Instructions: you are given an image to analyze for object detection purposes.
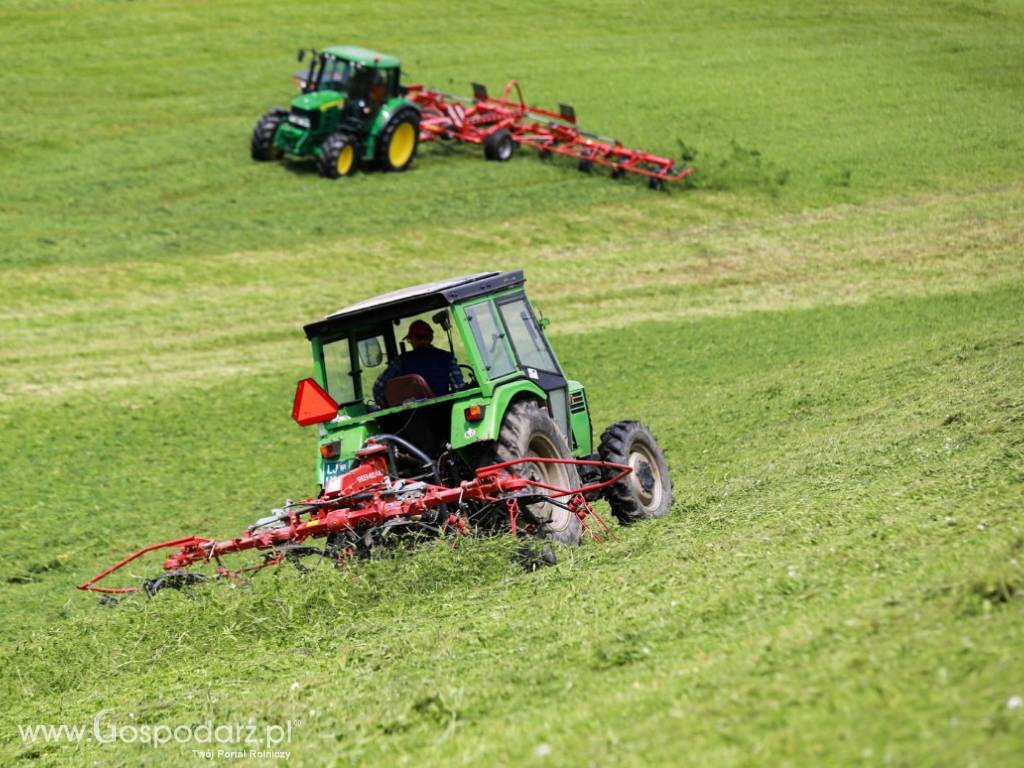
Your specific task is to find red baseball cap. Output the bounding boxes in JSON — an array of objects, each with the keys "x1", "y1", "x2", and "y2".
[{"x1": 404, "y1": 320, "x2": 433, "y2": 339}]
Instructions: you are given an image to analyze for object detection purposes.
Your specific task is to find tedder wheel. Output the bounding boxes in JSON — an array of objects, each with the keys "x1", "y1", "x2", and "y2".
[
  {"x1": 251, "y1": 112, "x2": 283, "y2": 161},
  {"x1": 483, "y1": 129, "x2": 515, "y2": 162},
  {"x1": 578, "y1": 150, "x2": 594, "y2": 173},
  {"x1": 376, "y1": 110, "x2": 420, "y2": 172},
  {"x1": 598, "y1": 421, "x2": 673, "y2": 524},
  {"x1": 493, "y1": 400, "x2": 583, "y2": 545},
  {"x1": 317, "y1": 133, "x2": 359, "y2": 179}
]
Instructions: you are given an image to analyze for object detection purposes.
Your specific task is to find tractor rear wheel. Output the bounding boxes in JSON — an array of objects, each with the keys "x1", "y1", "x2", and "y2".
[
  {"x1": 317, "y1": 133, "x2": 358, "y2": 179},
  {"x1": 376, "y1": 110, "x2": 420, "y2": 172},
  {"x1": 484, "y1": 129, "x2": 515, "y2": 162},
  {"x1": 598, "y1": 421, "x2": 673, "y2": 524},
  {"x1": 494, "y1": 400, "x2": 583, "y2": 545},
  {"x1": 251, "y1": 112, "x2": 283, "y2": 161}
]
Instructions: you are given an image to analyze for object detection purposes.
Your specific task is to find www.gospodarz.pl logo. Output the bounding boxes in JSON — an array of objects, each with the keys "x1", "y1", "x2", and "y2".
[{"x1": 18, "y1": 709, "x2": 296, "y2": 757}]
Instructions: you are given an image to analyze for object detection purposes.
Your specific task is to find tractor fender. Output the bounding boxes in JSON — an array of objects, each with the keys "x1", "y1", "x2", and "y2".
[
  {"x1": 364, "y1": 97, "x2": 420, "y2": 161},
  {"x1": 449, "y1": 381, "x2": 547, "y2": 450}
]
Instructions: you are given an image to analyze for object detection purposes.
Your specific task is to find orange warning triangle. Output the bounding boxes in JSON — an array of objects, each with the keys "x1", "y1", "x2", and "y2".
[{"x1": 291, "y1": 378, "x2": 339, "y2": 426}]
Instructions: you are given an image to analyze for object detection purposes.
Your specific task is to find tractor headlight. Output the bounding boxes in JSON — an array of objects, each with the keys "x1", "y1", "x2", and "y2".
[{"x1": 289, "y1": 114, "x2": 311, "y2": 129}]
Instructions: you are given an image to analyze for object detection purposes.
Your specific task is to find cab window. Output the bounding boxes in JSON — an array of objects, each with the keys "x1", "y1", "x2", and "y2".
[
  {"x1": 319, "y1": 58, "x2": 351, "y2": 92},
  {"x1": 322, "y1": 337, "x2": 356, "y2": 404},
  {"x1": 322, "y1": 332, "x2": 389, "y2": 405},
  {"x1": 498, "y1": 297, "x2": 558, "y2": 373},
  {"x1": 464, "y1": 301, "x2": 515, "y2": 379}
]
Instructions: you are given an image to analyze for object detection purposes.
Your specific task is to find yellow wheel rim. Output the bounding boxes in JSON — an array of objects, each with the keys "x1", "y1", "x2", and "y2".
[
  {"x1": 387, "y1": 121, "x2": 416, "y2": 168},
  {"x1": 336, "y1": 144, "x2": 354, "y2": 175}
]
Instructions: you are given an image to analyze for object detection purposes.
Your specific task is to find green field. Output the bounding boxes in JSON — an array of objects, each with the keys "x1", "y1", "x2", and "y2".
[{"x1": 2, "y1": 0, "x2": 1023, "y2": 765}]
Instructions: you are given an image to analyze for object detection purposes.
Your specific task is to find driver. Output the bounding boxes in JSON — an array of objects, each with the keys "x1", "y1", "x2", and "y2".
[{"x1": 373, "y1": 320, "x2": 464, "y2": 406}]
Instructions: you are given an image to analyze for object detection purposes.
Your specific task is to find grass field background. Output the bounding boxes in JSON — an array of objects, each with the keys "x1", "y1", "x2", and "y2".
[{"x1": 1, "y1": 0, "x2": 1023, "y2": 765}]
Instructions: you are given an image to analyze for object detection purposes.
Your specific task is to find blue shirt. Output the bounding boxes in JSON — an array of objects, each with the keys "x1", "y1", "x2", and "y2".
[{"x1": 373, "y1": 346, "x2": 464, "y2": 405}]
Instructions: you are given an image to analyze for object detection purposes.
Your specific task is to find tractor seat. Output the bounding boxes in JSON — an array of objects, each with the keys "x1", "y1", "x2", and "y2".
[{"x1": 383, "y1": 375, "x2": 435, "y2": 408}]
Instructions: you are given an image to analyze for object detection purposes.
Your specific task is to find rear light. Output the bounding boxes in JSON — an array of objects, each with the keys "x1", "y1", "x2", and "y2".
[
  {"x1": 464, "y1": 405, "x2": 484, "y2": 422},
  {"x1": 320, "y1": 441, "x2": 340, "y2": 460}
]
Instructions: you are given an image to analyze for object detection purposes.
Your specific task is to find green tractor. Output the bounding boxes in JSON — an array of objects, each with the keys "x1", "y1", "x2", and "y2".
[
  {"x1": 292, "y1": 271, "x2": 674, "y2": 545},
  {"x1": 251, "y1": 45, "x2": 420, "y2": 177}
]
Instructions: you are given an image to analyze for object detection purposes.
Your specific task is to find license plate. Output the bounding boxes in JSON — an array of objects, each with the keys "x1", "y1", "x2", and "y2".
[{"x1": 322, "y1": 460, "x2": 351, "y2": 493}]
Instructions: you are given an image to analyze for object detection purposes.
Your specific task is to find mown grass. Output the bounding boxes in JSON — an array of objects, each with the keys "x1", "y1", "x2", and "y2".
[
  {"x1": 3, "y1": 285, "x2": 1022, "y2": 766},
  {"x1": 1, "y1": 0, "x2": 1024, "y2": 765}
]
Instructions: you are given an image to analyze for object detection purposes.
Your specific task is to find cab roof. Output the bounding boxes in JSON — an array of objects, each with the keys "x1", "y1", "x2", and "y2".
[
  {"x1": 303, "y1": 271, "x2": 525, "y2": 340},
  {"x1": 322, "y1": 45, "x2": 400, "y2": 69}
]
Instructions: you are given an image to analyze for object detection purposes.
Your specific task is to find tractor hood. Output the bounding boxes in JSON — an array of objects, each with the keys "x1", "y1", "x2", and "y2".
[{"x1": 290, "y1": 89, "x2": 344, "y2": 112}]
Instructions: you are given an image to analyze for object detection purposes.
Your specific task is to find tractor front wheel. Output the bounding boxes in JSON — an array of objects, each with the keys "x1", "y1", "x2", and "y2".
[
  {"x1": 317, "y1": 133, "x2": 359, "y2": 179},
  {"x1": 493, "y1": 400, "x2": 583, "y2": 545},
  {"x1": 598, "y1": 421, "x2": 673, "y2": 524},
  {"x1": 376, "y1": 111, "x2": 420, "y2": 172},
  {"x1": 251, "y1": 112, "x2": 283, "y2": 161},
  {"x1": 484, "y1": 129, "x2": 515, "y2": 162}
]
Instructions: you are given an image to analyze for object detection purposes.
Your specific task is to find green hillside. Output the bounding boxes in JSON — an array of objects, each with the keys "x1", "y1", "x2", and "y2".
[{"x1": 1, "y1": 1, "x2": 1022, "y2": 765}]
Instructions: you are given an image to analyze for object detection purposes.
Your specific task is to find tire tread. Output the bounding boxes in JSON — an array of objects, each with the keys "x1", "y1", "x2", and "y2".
[{"x1": 598, "y1": 420, "x2": 673, "y2": 525}]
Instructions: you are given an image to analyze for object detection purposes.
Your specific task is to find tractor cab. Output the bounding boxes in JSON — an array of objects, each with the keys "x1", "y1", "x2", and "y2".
[
  {"x1": 293, "y1": 46, "x2": 402, "y2": 105},
  {"x1": 294, "y1": 272, "x2": 595, "y2": 492}
]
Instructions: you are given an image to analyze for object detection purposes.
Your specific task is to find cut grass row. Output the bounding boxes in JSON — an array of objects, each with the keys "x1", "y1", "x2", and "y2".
[{"x1": 2, "y1": 181, "x2": 1022, "y2": 404}]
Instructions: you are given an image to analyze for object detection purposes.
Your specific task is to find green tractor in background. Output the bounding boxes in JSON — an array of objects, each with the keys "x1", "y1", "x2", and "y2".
[
  {"x1": 251, "y1": 45, "x2": 420, "y2": 178},
  {"x1": 292, "y1": 271, "x2": 675, "y2": 545}
]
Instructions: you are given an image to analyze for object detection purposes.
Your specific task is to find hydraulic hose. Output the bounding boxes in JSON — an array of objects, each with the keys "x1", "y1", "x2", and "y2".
[{"x1": 368, "y1": 434, "x2": 442, "y2": 485}]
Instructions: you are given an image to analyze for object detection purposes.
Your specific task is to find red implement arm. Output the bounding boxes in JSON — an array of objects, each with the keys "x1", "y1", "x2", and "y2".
[
  {"x1": 78, "y1": 443, "x2": 631, "y2": 594},
  {"x1": 407, "y1": 80, "x2": 693, "y2": 184}
]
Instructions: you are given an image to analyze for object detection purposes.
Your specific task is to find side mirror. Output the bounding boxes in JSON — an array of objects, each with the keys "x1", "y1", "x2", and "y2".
[
  {"x1": 297, "y1": 48, "x2": 306, "y2": 62},
  {"x1": 358, "y1": 337, "x2": 383, "y2": 368},
  {"x1": 535, "y1": 306, "x2": 550, "y2": 330},
  {"x1": 432, "y1": 310, "x2": 451, "y2": 331}
]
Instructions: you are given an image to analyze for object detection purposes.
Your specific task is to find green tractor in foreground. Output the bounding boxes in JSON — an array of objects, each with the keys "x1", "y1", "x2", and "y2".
[
  {"x1": 251, "y1": 45, "x2": 420, "y2": 177},
  {"x1": 293, "y1": 271, "x2": 674, "y2": 545}
]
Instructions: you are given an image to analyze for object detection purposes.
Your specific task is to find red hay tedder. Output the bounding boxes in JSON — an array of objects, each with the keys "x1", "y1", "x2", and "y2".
[
  {"x1": 78, "y1": 440, "x2": 631, "y2": 597},
  {"x1": 409, "y1": 80, "x2": 694, "y2": 189}
]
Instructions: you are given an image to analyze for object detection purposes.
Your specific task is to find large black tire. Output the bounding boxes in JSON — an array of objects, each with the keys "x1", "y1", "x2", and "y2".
[
  {"x1": 598, "y1": 421, "x2": 673, "y2": 524},
  {"x1": 251, "y1": 112, "x2": 283, "y2": 161},
  {"x1": 483, "y1": 129, "x2": 515, "y2": 162},
  {"x1": 375, "y1": 110, "x2": 420, "y2": 172},
  {"x1": 494, "y1": 400, "x2": 583, "y2": 545},
  {"x1": 317, "y1": 133, "x2": 359, "y2": 179}
]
